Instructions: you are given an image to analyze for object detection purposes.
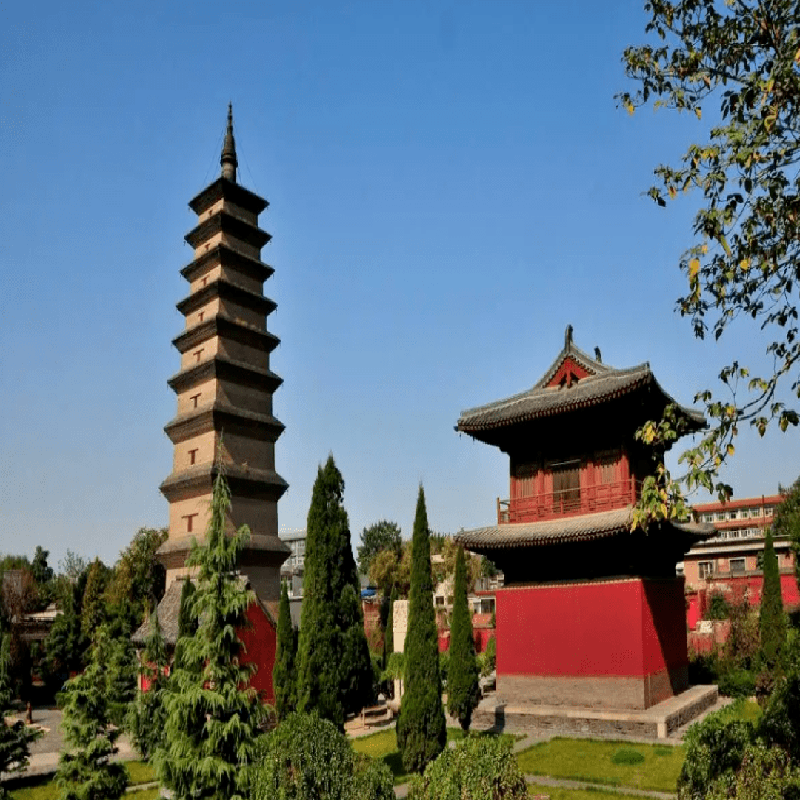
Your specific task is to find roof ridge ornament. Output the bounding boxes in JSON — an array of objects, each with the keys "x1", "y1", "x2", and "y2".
[
  {"x1": 221, "y1": 103, "x2": 238, "y2": 182},
  {"x1": 564, "y1": 324, "x2": 574, "y2": 351}
]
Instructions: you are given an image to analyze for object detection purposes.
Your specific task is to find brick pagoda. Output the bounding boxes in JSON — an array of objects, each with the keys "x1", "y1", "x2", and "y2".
[
  {"x1": 456, "y1": 328, "x2": 716, "y2": 729},
  {"x1": 136, "y1": 108, "x2": 289, "y2": 701}
]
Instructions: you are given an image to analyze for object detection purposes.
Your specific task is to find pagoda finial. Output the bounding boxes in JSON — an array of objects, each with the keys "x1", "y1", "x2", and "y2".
[
  {"x1": 564, "y1": 324, "x2": 573, "y2": 350},
  {"x1": 221, "y1": 103, "x2": 238, "y2": 182}
]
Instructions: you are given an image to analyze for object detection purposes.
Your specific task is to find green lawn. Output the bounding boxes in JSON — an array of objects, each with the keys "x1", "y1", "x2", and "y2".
[
  {"x1": 516, "y1": 737, "x2": 686, "y2": 793},
  {"x1": 526, "y1": 788, "x2": 657, "y2": 800},
  {"x1": 8, "y1": 761, "x2": 156, "y2": 800}
]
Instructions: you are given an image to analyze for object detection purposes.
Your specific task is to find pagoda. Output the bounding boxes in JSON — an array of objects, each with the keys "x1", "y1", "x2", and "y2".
[
  {"x1": 456, "y1": 328, "x2": 715, "y2": 725},
  {"x1": 136, "y1": 108, "x2": 289, "y2": 700}
]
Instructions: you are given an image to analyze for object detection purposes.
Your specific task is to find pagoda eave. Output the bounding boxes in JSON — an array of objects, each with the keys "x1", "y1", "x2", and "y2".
[
  {"x1": 160, "y1": 464, "x2": 288, "y2": 502},
  {"x1": 188, "y1": 176, "x2": 269, "y2": 216},
  {"x1": 185, "y1": 212, "x2": 271, "y2": 250},
  {"x1": 176, "y1": 279, "x2": 277, "y2": 317},
  {"x1": 164, "y1": 404, "x2": 284, "y2": 443},
  {"x1": 173, "y1": 317, "x2": 280, "y2": 355},
  {"x1": 167, "y1": 356, "x2": 283, "y2": 394},
  {"x1": 181, "y1": 243, "x2": 274, "y2": 284}
]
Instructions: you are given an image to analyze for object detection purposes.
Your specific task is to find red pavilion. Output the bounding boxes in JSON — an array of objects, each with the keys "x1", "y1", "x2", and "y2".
[{"x1": 456, "y1": 328, "x2": 715, "y2": 720}]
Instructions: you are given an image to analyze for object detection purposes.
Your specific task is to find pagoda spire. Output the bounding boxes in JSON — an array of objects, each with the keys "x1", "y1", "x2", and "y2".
[{"x1": 221, "y1": 103, "x2": 238, "y2": 182}]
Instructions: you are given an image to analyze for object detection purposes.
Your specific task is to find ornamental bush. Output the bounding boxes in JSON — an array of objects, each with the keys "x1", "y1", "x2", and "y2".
[
  {"x1": 677, "y1": 705, "x2": 755, "y2": 800},
  {"x1": 408, "y1": 735, "x2": 528, "y2": 800},
  {"x1": 250, "y1": 712, "x2": 393, "y2": 800}
]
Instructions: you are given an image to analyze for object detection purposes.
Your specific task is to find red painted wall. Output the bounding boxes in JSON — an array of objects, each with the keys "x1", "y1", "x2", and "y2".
[
  {"x1": 497, "y1": 578, "x2": 687, "y2": 678},
  {"x1": 238, "y1": 601, "x2": 278, "y2": 704}
]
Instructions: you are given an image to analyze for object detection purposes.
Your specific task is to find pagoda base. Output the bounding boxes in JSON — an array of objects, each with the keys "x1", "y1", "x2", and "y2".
[{"x1": 472, "y1": 684, "x2": 718, "y2": 740}]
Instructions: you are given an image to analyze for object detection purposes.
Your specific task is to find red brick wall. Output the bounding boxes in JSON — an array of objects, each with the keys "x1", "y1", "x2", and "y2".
[
  {"x1": 238, "y1": 601, "x2": 278, "y2": 704},
  {"x1": 497, "y1": 577, "x2": 687, "y2": 678}
]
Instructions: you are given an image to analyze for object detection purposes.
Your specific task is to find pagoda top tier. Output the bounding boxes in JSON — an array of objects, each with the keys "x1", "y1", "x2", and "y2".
[{"x1": 457, "y1": 325, "x2": 705, "y2": 449}]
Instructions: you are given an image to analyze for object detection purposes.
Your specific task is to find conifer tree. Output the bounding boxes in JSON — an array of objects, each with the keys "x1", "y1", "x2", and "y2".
[
  {"x1": 759, "y1": 527, "x2": 786, "y2": 672},
  {"x1": 396, "y1": 486, "x2": 446, "y2": 773},
  {"x1": 56, "y1": 628, "x2": 128, "y2": 800},
  {"x1": 273, "y1": 580, "x2": 296, "y2": 720},
  {"x1": 384, "y1": 586, "x2": 398, "y2": 665},
  {"x1": 296, "y1": 455, "x2": 372, "y2": 728},
  {"x1": 128, "y1": 606, "x2": 169, "y2": 760},
  {"x1": 0, "y1": 632, "x2": 38, "y2": 798},
  {"x1": 154, "y1": 473, "x2": 265, "y2": 800},
  {"x1": 80, "y1": 560, "x2": 106, "y2": 642},
  {"x1": 446, "y1": 545, "x2": 480, "y2": 731},
  {"x1": 172, "y1": 578, "x2": 196, "y2": 671}
]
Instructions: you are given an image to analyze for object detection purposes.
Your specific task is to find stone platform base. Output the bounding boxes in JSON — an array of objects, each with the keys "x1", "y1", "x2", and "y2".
[{"x1": 472, "y1": 684, "x2": 718, "y2": 740}]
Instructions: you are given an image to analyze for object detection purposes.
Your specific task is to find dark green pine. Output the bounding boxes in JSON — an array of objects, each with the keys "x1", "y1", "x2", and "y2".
[
  {"x1": 759, "y1": 526, "x2": 786, "y2": 671},
  {"x1": 446, "y1": 545, "x2": 480, "y2": 730},
  {"x1": 296, "y1": 455, "x2": 372, "y2": 728},
  {"x1": 272, "y1": 580, "x2": 297, "y2": 720},
  {"x1": 396, "y1": 486, "x2": 446, "y2": 773}
]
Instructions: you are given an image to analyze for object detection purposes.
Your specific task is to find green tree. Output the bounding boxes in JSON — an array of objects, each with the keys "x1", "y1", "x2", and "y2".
[
  {"x1": 409, "y1": 735, "x2": 528, "y2": 800},
  {"x1": 296, "y1": 455, "x2": 373, "y2": 728},
  {"x1": 619, "y1": 0, "x2": 800, "y2": 516},
  {"x1": 56, "y1": 628, "x2": 128, "y2": 800},
  {"x1": 446, "y1": 546, "x2": 480, "y2": 731},
  {"x1": 384, "y1": 586, "x2": 398, "y2": 663},
  {"x1": 396, "y1": 486, "x2": 446, "y2": 774},
  {"x1": 773, "y1": 476, "x2": 800, "y2": 591},
  {"x1": 0, "y1": 632, "x2": 39, "y2": 799},
  {"x1": 153, "y1": 473, "x2": 265, "y2": 800},
  {"x1": 45, "y1": 591, "x2": 87, "y2": 682},
  {"x1": 80, "y1": 559, "x2": 108, "y2": 643},
  {"x1": 357, "y1": 521, "x2": 402, "y2": 576},
  {"x1": 105, "y1": 632, "x2": 137, "y2": 727},
  {"x1": 105, "y1": 528, "x2": 168, "y2": 631},
  {"x1": 250, "y1": 712, "x2": 394, "y2": 800},
  {"x1": 272, "y1": 580, "x2": 297, "y2": 720},
  {"x1": 128, "y1": 606, "x2": 169, "y2": 760},
  {"x1": 759, "y1": 527, "x2": 786, "y2": 673},
  {"x1": 172, "y1": 578, "x2": 197, "y2": 672}
]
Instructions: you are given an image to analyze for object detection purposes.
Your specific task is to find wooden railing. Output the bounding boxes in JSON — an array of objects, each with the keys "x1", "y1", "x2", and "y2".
[{"x1": 497, "y1": 478, "x2": 641, "y2": 524}]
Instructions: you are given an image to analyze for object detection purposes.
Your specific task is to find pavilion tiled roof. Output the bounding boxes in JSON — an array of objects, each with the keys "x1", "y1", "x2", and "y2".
[
  {"x1": 457, "y1": 331, "x2": 705, "y2": 434},
  {"x1": 455, "y1": 507, "x2": 714, "y2": 550}
]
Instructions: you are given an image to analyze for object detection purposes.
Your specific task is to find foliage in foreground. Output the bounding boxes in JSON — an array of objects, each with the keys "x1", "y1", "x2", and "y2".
[
  {"x1": 153, "y1": 473, "x2": 264, "y2": 800},
  {"x1": 396, "y1": 486, "x2": 446, "y2": 773},
  {"x1": 759, "y1": 526, "x2": 786, "y2": 684},
  {"x1": 408, "y1": 735, "x2": 528, "y2": 800},
  {"x1": 250, "y1": 712, "x2": 394, "y2": 800},
  {"x1": 446, "y1": 545, "x2": 480, "y2": 731},
  {"x1": 55, "y1": 628, "x2": 128, "y2": 800},
  {"x1": 620, "y1": 0, "x2": 800, "y2": 519}
]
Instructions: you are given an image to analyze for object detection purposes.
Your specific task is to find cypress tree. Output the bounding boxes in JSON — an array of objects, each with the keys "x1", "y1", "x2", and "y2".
[
  {"x1": 396, "y1": 486, "x2": 446, "y2": 773},
  {"x1": 296, "y1": 455, "x2": 372, "y2": 728},
  {"x1": 384, "y1": 586, "x2": 398, "y2": 665},
  {"x1": 273, "y1": 580, "x2": 296, "y2": 720},
  {"x1": 172, "y1": 578, "x2": 196, "y2": 671},
  {"x1": 56, "y1": 628, "x2": 128, "y2": 800},
  {"x1": 447, "y1": 545, "x2": 480, "y2": 731},
  {"x1": 759, "y1": 527, "x2": 786, "y2": 671},
  {"x1": 154, "y1": 473, "x2": 265, "y2": 800}
]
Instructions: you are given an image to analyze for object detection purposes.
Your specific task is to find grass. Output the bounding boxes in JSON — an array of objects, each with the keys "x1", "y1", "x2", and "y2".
[
  {"x1": 8, "y1": 761, "x2": 156, "y2": 800},
  {"x1": 527, "y1": 788, "x2": 656, "y2": 800},
  {"x1": 351, "y1": 727, "x2": 519, "y2": 785},
  {"x1": 515, "y1": 737, "x2": 686, "y2": 793}
]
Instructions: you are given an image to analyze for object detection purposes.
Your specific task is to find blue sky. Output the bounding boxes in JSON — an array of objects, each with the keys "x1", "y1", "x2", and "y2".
[{"x1": 2, "y1": 0, "x2": 797, "y2": 569}]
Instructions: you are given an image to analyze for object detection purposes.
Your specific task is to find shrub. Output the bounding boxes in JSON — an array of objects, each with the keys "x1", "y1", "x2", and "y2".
[
  {"x1": 408, "y1": 735, "x2": 528, "y2": 800},
  {"x1": 479, "y1": 636, "x2": 496, "y2": 678},
  {"x1": 758, "y1": 667, "x2": 800, "y2": 763},
  {"x1": 717, "y1": 667, "x2": 756, "y2": 699},
  {"x1": 250, "y1": 712, "x2": 393, "y2": 800},
  {"x1": 706, "y1": 593, "x2": 730, "y2": 620},
  {"x1": 705, "y1": 744, "x2": 800, "y2": 800},
  {"x1": 678, "y1": 705, "x2": 755, "y2": 800},
  {"x1": 612, "y1": 748, "x2": 645, "y2": 765}
]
